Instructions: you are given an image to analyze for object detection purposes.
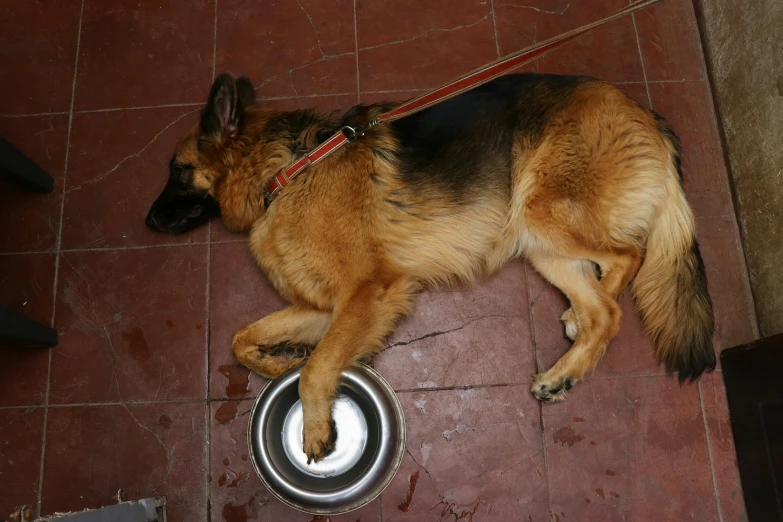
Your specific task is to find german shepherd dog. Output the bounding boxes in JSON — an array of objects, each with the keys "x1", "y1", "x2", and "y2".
[{"x1": 146, "y1": 73, "x2": 715, "y2": 463}]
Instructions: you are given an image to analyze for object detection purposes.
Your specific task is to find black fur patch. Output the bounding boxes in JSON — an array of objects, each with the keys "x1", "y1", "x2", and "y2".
[
  {"x1": 145, "y1": 157, "x2": 220, "y2": 233},
  {"x1": 668, "y1": 239, "x2": 717, "y2": 383},
  {"x1": 263, "y1": 342, "x2": 312, "y2": 361},
  {"x1": 389, "y1": 74, "x2": 591, "y2": 199},
  {"x1": 264, "y1": 109, "x2": 340, "y2": 152},
  {"x1": 652, "y1": 110, "x2": 684, "y2": 183}
]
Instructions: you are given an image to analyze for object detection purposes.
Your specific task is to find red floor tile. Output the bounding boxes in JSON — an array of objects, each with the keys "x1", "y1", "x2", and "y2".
[
  {"x1": 0, "y1": 0, "x2": 81, "y2": 115},
  {"x1": 381, "y1": 386, "x2": 549, "y2": 521},
  {"x1": 359, "y1": 90, "x2": 426, "y2": 106},
  {"x1": 216, "y1": 0, "x2": 356, "y2": 99},
  {"x1": 634, "y1": 0, "x2": 707, "y2": 81},
  {"x1": 0, "y1": 254, "x2": 55, "y2": 407},
  {"x1": 543, "y1": 376, "x2": 719, "y2": 522},
  {"x1": 700, "y1": 373, "x2": 747, "y2": 522},
  {"x1": 374, "y1": 260, "x2": 533, "y2": 390},
  {"x1": 697, "y1": 216, "x2": 756, "y2": 353},
  {"x1": 648, "y1": 81, "x2": 735, "y2": 219},
  {"x1": 527, "y1": 266, "x2": 662, "y2": 380},
  {"x1": 494, "y1": 0, "x2": 645, "y2": 82},
  {"x1": 209, "y1": 242, "x2": 287, "y2": 399},
  {"x1": 613, "y1": 82, "x2": 649, "y2": 108},
  {"x1": 50, "y1": 247, "x2": 207, "y2": 404},
  {"x1": 0, "y1": 115, "x2": 69, "y2": 253},
  {"x1": 0, "y1": 408, "x2": 44, "y2": 516},
  {"x1": 63, "y1": 106, "x2": 208, "y2": 249},
  {"x1": 209, "y1": 399, "x2": 380, "y2": 521},
  {"x1": 74, "y1": 0, "x2": 215, "y2": 111},
  {"x1": 357, "y1": 0, "x2": 497, "y2": 92},
  {"x1": 42, "y1": 403, "x2": 207, "y2": 521}
]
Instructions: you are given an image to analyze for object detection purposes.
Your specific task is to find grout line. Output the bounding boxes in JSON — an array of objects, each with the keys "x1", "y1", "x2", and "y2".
[
  {"x1": 589, "y1": 372, "x2": 670, "y2": 380},
  {"x1": 0, "y1": 250, "x2": 56, "y2": 257},
  {"x1": 524, "y1": 263, "x2": 553, "y2": 521},
  {"x1": 0, "y1": 237, "x2": 249, "y2": 257},
  {"x1": 205, "y1": 222, "x2": 213, "y2": 519},
  {"x1": 699, "y1": 381, "x2": 725, "y2": 522},
  {"x1": 47, "y1": 398, "x2": 206, "y2": 408},
  {"x1": 0, "y1": 111, "x2": 70, "y2": 119},
  {"x1": 363, "y1": 88, "x2": 429, "y2": 94},
  {"x1": 647, "y1": 78, "x2": 703, "y2": 84},
  {"x1": 208, "y1": 396, "x2": 256, "y2": 403},
  {"x1": 490, "y1": 0, "x2": 501, "y2": 59},
  {"x1": 629, "y1": 4, "x2": 652, "y2": 108},
  {"x1": 206, "y1": 5, "x2": 218, "y2": 514},
  {"x1": 211, "y1": 238, "x2": 247, "y2": 245},
  {"x1": 37, "y1": 0, "x2": 85, "y2": 515},
  {"x1": 205, "y1": 402, "x2": 212, "y2": 522},
  {"x1": 0, "y1": 80, "x2": 701, "y2": 123},
  {"x1": 58, "y1": 241, "x2": 210, "y2": 253},
  {"x1": 258, "y1": 92, "x2": 355, "y2": 101},
  {"x1": 212, "y1": 0, "x2": 219, "y2": 80},
  {"x1": 0, "y1": 405, "x2": 46, "y2": 411},
  {"x1": 395, "y1": 382, "x2": 521, "y2": 394},
  {"x1": 0, "y1": 395, "x2": 269, "y2": 411},
  {"x1": 352, "y1": 0, "x2": 361, "y2": 103},
  {"x1": 75, "y1": 102, "x2": 203, "y2": 114}
]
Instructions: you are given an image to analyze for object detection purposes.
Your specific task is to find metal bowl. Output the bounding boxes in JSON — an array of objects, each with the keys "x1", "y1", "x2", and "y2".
[{"x1": 247, "y1": 363, "x2": 406, "y2": 515}]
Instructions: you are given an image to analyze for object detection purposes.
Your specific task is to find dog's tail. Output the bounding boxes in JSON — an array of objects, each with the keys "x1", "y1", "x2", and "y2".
[{"x1": 631, "y1": 123, "x2": 716, "y2": 382}]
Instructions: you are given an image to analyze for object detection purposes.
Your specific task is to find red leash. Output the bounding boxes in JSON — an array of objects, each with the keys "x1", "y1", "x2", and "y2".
[{"x1": 264, "y1": 0, "x2": 662, "y2": 207}]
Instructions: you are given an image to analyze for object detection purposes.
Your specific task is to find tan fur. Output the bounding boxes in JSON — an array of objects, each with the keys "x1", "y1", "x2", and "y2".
[{"x1": 170, "y1": 79, "x2": 712, "y2": 461}]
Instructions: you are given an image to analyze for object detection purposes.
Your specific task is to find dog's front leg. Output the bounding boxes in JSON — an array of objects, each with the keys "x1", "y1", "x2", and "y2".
[{"x1": 298, "y1": 276, "x2": 415, "y2": 463}]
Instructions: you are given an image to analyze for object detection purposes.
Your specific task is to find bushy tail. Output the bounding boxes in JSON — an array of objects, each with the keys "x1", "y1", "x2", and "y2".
[{"x1": 632, "y1": 177, "x2": 716, "y2": 382}]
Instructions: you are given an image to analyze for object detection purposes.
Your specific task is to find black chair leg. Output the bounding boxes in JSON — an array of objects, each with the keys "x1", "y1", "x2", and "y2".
[
  {"x1": 0, "y1": 306, "x2": 58, "y2": 347},
  {"x1": 0, "y1": 134, "x2": 55, "y2": 193}
]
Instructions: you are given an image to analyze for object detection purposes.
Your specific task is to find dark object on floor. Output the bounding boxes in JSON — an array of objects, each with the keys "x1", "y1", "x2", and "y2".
[
  {"x1": 0, "y1": 134, "x2": 58, "y2": 348},
  {"x1": 721, "y1": 334, "x2": 783, "y2": 522},
  {"x1": 0, "y1": 134, "x2": 54, "y2": 192},
  {"x1": 38, "y1": 497, "x2": 166, "y2": 522},
  {"x1": 0, "y1": 306, "x2": 58, "y2": 347}
]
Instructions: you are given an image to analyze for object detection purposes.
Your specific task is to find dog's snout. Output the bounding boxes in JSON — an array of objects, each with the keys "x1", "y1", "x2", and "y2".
[{"x1": 145, "y1": 209, "x2": 160, "y2": 230}]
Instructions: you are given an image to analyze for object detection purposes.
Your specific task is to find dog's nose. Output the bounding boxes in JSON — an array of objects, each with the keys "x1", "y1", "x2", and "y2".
[{"x1": 145, "y1": 210, "x2": 159, "y2": 230}]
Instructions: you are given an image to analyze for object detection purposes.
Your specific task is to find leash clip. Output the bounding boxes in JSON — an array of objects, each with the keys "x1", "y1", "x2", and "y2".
[
  {"x1": 341, "y1": 118, "x2": 380, "y2": 143},
  {"x1": 341, "y1": 126, "x2": 361, "y2": 142}
]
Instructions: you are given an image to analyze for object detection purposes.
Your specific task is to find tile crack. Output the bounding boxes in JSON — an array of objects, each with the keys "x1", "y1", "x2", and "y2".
[
  {"x1": 294, "y1": 0, "x2": 326, "y2": 58},
  {"x1": 359, "y1": 15, "x2": 490, "y2": 52},
  {"x1": 496, "y1": 0, "x2": 574, "y2": 16},
  {"x1": 67, "y1": 108, "x2": 201, "y2": 192},
  {"x1": 383, "y1": 313, "x2": 522, "y2": 352}
]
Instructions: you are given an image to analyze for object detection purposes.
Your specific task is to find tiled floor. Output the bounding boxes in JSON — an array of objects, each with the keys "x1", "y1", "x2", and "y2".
[{"x1": 0, "y1": 0, "x2": 756, "y2": 520}]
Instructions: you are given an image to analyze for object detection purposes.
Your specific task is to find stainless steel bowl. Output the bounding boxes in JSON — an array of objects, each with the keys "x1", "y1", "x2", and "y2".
[{"x1": 247, "y1": 363, "x2": 406, "y2": 515}]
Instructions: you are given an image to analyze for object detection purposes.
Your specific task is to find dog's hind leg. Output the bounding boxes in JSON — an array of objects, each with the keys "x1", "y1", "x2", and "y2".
[
  {"x1": 299, "y1": 274, "x2": 416, "y2": 463},
  {"x1": 232, "y1": 306, "x2": 332, "y2": 379},
  {"x1": 560, "y1": 251, "x2": 641, "y2": 341},
  {"x1": 527, "y1": 253, "x2": 623, "y2": 402}
]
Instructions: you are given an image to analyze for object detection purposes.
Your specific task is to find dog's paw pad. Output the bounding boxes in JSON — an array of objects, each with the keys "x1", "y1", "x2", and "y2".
[{"x1": 531, "y1": 375, "x2": 576, "y2": 402}]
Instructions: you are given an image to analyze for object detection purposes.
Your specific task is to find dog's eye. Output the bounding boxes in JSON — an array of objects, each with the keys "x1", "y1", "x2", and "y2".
[{"x1": 170, "y1": 163, "x2": 194, "y2": 179}]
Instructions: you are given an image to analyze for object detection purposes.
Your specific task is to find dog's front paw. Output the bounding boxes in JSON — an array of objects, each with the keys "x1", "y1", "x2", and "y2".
[
  {"x1": 303, "y1": 417, "x2": 337, "y2": 464},
  {"x1": 531, "y1": 372, "x2": 577, "y2": 402}
]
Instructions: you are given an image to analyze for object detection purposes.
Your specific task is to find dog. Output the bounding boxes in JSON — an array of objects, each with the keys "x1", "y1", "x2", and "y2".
[{"x1": 146, "y1": 72, "x2": 715, "y2": 463}]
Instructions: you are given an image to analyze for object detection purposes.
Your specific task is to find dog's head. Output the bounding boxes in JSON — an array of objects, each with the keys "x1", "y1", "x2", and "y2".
[{"x1": 145, "y1": 74, "x2": 257, "y2": 234}]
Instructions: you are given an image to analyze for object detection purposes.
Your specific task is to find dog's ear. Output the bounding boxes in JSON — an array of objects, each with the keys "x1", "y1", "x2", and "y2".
[
  {"x1": 201, "y1": 74, "x2": 255, "y2": 136},
  {"x1": 236, "y1": 76, "x2": 256, "y2": 110}
]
